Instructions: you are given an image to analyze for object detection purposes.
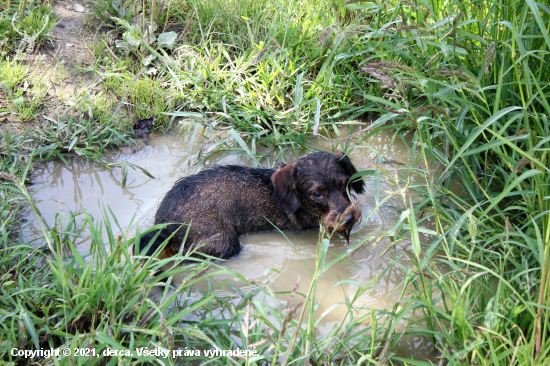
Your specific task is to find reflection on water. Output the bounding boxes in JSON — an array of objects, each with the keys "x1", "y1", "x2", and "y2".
[{"x1": 25, "y1": 127, "x2": 439, "y2": 361}]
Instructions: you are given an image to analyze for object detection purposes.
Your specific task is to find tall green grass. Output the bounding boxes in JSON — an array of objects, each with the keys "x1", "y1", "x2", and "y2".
[
  {"x1": 0, "y1": 169, "x2": 399, "y2": 365},
  {"x1": 2, "y1": 0, "x2": 550, "y2": 363},
  {"x1": 340, "y1": 0, "x2": 550, "y2": 364},
  {"x1": 152, "y1": 0, "x2": 550, "y2": 363},
  {"x1": 167, "y1": 0, "x2": 374, "y2": 158}
]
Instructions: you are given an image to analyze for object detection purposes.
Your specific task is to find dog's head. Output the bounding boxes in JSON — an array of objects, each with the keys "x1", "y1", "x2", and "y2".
[{"x1": 271, "y1": 151, "x2": 364, "y2": 242}]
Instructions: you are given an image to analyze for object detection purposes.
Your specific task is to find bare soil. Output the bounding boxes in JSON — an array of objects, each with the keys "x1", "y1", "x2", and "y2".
[{"x1": 7, "y1": 0, "x2": 104, "y2": 129}]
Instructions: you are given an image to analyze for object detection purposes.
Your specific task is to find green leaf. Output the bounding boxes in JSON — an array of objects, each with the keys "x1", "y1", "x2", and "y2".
[
  {"x1": 121, "y1": 161, "x2": 128, "y2": 188},
  {"x1": 11, "y1": 97, "x2": 24, "y2": 106},
  {"x1": 163, "y1": 111, "x2": 204, "y2": 118},
  {"x1": 229, "y1": 129, "x2": 258, "y2": 166},
  {"x1": 370, "y1": 112, "x2": 401, "y2": 130},
  {"x1": 20, "y1": 310, "x2": 39, "y2": 349},
  {"x1": 123, "y1": 30, "x2": 141, "y2": 47},
  {"x1": 525, "y1": 0, "x2": 550, "y2": 48},
  {"x1": 442, "y1": 106, "x2": 523, "y2": 176},
  {"x1": 142, "y1": 54, "x2": 156, "y2": 66},
  {"x1": 313, "y1": 97, "x2": 321, "y2": 135},
  {"x1": 0, "y1": 82, "x2": 11, "y2": 96},
  {"x1": 157, "y1": 31, "x2": 178, "y2": 48}
]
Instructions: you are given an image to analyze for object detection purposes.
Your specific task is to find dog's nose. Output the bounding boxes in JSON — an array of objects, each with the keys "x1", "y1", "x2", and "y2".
[{"x1": 342, "y1": 211, "x2": 355, "y2": 228}]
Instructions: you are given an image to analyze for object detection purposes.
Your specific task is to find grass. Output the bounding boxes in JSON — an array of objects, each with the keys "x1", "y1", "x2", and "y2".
[
  {"x1": 0, "y1": 2, "x2": 57, "y2": 56},
  {"x1": 104, "y1": 74, "x2": 179, "y2": 130},
  {"x1": 0, "y1": 168, "x2": 396, "y2": 365},
  {"x1": 0, "y1": 179, "x2": 220, "y2": 364},
  {"x1": 344, "y1": 0, "x2": 550, "y2": 363},
  {"x1": 0, "y1": 60, "x2": 48, "y2": 123},
  {"x1": 33, "y1": 94, "x2": 134, "y2": 158},
  {"x1": 1, "y1": 0, "x2": 550, "y2": 364},
  {"x1": 0, "y1": 93, "x2": 153, "y2": 190}
]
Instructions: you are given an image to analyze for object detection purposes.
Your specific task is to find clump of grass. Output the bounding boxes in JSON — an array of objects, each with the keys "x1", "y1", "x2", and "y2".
[
  {"x1": 0, "y1": 60, "x2": 48, "y2": 123},
  {"x1": 144, "y1": 0, "x2": 376, "y2": 160},
  {"x1": 90, "y1": 0, "x2": 376, "y2": 161},
  {"x1": 90, "y1": 0, "x2": 138, "y2": 25},
  {"x1": 0, "y1": 167, "x2": 26, "y2": 244},
  {"x1": 0, "y1": 3, "x2": 57, "y2": 56},
  {"x1": 0, "y1": 59, "x2": 28, "y2": 90},
  {"x1": 0, "y1": 130, "x2": 33, "y2": 177},
  {"x1": 104, "y1": 74, "x2": 178, "y2": 130},
  {"x1": 128, "y1": 77, "x2": 177, "y2": 128},
  {"x1": 0, "y1": 91, "x2": 153, "y2": 188},
  {"x1": 9, "y1": 80, "x2": 47, "y2": 123},
  {"x1": 92, "y1": 0, "x2": 191, "y2": 30},
  {"x1": 163, "y1": 37, "x2": 365, "y2": 162},
  {"x1": 0, "y1": 187, "x2": 216, "y2": 364},
  {"x1": 32, "y1": 94, "x2": 135, "y2": 158}
]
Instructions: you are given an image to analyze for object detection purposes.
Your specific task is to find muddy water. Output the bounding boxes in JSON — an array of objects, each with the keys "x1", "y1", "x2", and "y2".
[{"x1": 26, "y1": 128, "x2": 438, "y2": 360}]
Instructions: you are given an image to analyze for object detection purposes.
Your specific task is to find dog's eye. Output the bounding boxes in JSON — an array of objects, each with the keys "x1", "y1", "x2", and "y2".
[{"x1": 312, "y1": 191, "x2": 323, "y2": 198}]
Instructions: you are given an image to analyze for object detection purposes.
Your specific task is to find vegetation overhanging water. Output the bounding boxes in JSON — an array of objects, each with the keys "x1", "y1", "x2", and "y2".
[{"x1": 1, "y1": 0, "x2": 550, "y2": 364}]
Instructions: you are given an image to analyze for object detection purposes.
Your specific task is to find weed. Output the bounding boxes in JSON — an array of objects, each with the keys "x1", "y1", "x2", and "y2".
[
  {"x1": 0, "y1": 59, "x2": 28, "y2": 90},
  {"x1": 32, "y1": 93, "x2": 134, "y2": 155},
  {"x1": 0, "y1": 3, "x2": 57, "y2": 56},
  {"x1": 0, "y1": 60, "x2": 48, "y2": 123},
  {"x1": 346, "y1": 0, "x2": 550, "y2": 363},
  {"x1": 105, "y1": 74, "x2": 178, "y2": 130},
  {"x1": 9, "y1": 80, "x2": 47, "y2": 123}
]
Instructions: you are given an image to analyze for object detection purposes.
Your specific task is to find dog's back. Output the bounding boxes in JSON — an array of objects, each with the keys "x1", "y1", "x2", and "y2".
[{"x1": 137, "y1": 166, "x2": 311, "y2": 259}]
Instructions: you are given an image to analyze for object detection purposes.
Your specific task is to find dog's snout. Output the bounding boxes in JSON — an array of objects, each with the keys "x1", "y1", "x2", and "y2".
[
  {"x1": 343, "y1": 211, "x2": 355, "y2": 227},
  {"x1": 322, "y1": 207, "x2": 360, "y2": 245},
  {"x1": 324, "y1": 206, "x2": 359, "y2": 231}
]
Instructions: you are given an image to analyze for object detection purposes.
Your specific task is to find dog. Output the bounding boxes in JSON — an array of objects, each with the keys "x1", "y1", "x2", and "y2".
[{"x1": 135, "y1": 151, "x2": 364, "y2": 260}]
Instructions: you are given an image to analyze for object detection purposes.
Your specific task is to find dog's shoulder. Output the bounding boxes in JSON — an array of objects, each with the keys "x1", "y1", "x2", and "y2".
[{"x1": 212, "y1": 164, "x2": 275, "y2": 174}]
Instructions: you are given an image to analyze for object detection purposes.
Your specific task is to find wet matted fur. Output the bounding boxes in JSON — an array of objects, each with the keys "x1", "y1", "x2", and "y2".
[{"x1": 135, "y1": 151, "x2": 364, "y2": 260}]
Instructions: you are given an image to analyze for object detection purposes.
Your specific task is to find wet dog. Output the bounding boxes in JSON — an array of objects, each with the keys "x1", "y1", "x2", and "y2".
[{"x1": 135, "y1": 151, "x2": 364, "y2": 260}]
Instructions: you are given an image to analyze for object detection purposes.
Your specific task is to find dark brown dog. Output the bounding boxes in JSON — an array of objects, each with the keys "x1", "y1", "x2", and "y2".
[{"x1": 135, "y1": 151, "x2": 364, "y2": 260}]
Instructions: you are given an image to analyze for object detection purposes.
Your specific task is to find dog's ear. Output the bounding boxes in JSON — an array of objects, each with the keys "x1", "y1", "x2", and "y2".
[
  {"x1": 271, "y1": 162, "x2": 300, "y2": 215},
  {"x1": 334, "y1": 152, "x2": 365, "y2": 194}
]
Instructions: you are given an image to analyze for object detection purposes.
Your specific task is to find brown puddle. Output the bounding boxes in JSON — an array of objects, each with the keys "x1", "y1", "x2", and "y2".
[{"x1": 25, "y1": 127, "x2": 440, "y2": 361}]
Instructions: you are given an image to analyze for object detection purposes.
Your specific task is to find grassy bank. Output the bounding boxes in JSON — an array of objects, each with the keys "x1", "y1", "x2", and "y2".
[{"x1": 2, "y1": 0, "x2": 550, "y2": 364}]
